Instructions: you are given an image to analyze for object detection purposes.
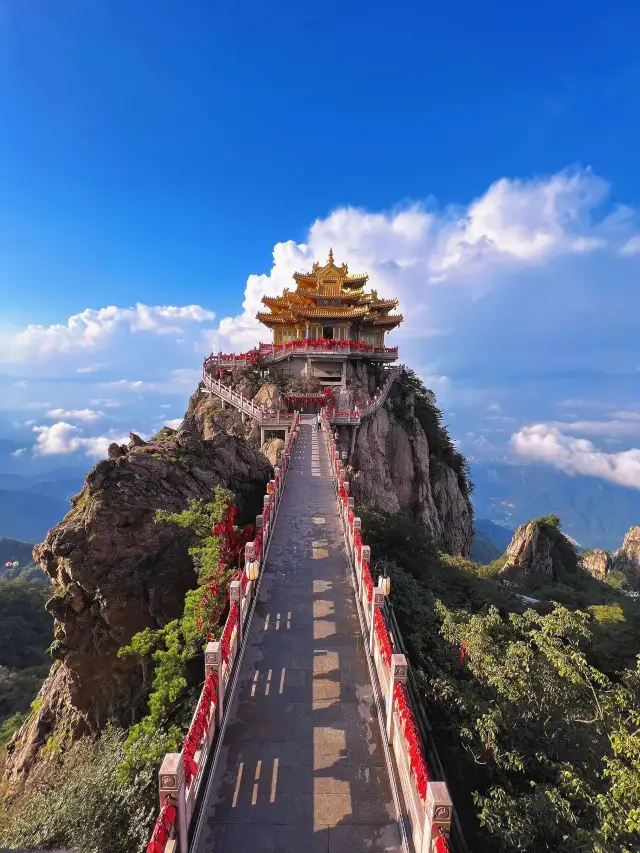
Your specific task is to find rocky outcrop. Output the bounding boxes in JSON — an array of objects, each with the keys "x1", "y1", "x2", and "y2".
[
  {"x1": 262, "y1": 438, "x2": 285, "y2": 467},
  {"x1": 5, "y1": 427, "x2": 271, "y2": 785},
  {"x1": 582, "y1": 549, "x2": 612, "y2": 580},
  {"x1": 252, "y1": 382, "x2": 283, "y2": 411},
  {"x1": 342, "y1": 375, "x2": 473, "y2": 557},
  {"x1": 612, "y1": 525, "x2": 640, "y2": 588},
  {"x1": 501, "y1": 521, "x2": 555, "y2": 579}
]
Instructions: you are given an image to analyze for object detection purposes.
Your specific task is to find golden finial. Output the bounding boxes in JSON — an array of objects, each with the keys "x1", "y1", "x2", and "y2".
[{"x1": 327, "y1": 247, "x2": 334, "y2": 265}]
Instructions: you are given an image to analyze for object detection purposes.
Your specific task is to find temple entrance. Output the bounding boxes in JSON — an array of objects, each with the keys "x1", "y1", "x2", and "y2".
[{"x1": 322, "y1": 327, "x2": 333, "y2": 339}]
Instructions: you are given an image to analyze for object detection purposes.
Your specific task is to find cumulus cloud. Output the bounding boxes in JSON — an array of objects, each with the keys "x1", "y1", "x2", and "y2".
[
  {"x1": 47, "y1": 408, "x2": 104, "y2": 422},
  {"x1": 511, "y1": 425, "x2": 640, "y2": 489},
  {"x1": 547, "y1": 419, "x2": 640, "y2": 438},
  {"x1": 10, "y1": 447, "x2": 27, "y2": 457},
  {"x1": 32, "y1": 422, "x2": 130, "y2": 458},
  {"x1": 163, "y1": 418, "x2": 183, "y2": 430},
  {"x1": 76, "y1": 363, "x2": 106, "y2": 374},
  {"x1": 0, "y1": 303, "x2": 215, "y2": 364},
  {"x1": 204, "y1": 167, "x2": 637, "y2": 357},
  {"x1": 619, "y1": 235, "x2": 640, "y2": 256}
]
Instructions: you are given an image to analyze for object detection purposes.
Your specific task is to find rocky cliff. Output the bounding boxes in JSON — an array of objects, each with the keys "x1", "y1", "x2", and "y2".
[
  {"x1": 612, "y1": 525, "x2": 640, "y2": 587},
  {"x1": 5, "y1": 424, "x2": 271, "y2": 785},
  {"x1": 582, "y1": 548, "x2": 612, "y2": 580},
  {"x1": 500, "y1": 516, "x2": 580, "y2": 581},
  {"x1": 340, "y1": 370, "x2": 473, "y2": 557}
]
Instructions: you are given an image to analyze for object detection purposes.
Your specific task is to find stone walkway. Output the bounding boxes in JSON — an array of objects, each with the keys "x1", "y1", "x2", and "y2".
[{"x1": 194, "y1": 421, "x2": 402, "y2": 853}]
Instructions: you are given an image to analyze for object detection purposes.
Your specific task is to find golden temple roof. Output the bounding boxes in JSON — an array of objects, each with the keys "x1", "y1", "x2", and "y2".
[{"x1": 256, "y1": 251, "x2": 402, "y2": 333}]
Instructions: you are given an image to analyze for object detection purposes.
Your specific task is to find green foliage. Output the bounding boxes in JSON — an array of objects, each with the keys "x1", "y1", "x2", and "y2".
[
  {"x1": 0, "y1": 579, "x2": 52, "y2": 670},
  {"x1": 361, "y1": 505, "x2": 640, "y2": 853},
  {"x1": 604, "y1": 569, "x2": 630, "y2": 591},
  {"x1": 0, "y1": 725, "x2": 158, "y2": 853},
  {"x1": 118, "y1": 487, "x2": 236, "y2": 780},
  {"x1": 149, "y1": 425, "x2": 178, "y2": 441}
]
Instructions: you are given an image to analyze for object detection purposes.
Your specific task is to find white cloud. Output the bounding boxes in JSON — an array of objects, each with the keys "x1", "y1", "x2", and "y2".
[
  {"x1": 47, "y1": 408, "x2": 105, "y2": 422},
  {"x1": 163, "y1": 418, "x2": 183, "y2": 430},
  {"x1": 76, "y1": 363, "x2": 106, "y2": 374},
  {"x1": 90, "y1": 398, "x2": 121, "y2": 408},
  {"x1": 0, "y1": 303, "x2": 215, "y2": 364},
  {"x1": 32, "y1": 422, "x2": 130, "y2": 458},
  {"x1": 10, "y1": 447, "x2": 27, "y2": 457},
  {"x1": 100, "y1": 379, "x2": 154, "y2": 390},
  {"x1": 204, "y1": 167, "x2": 633, "y2": 355},
  {"x1": 619, "y1": 235, "x2": 640, "y2": 256},
  {"x1": 487, "y1": 403, "x2": 501, "y2": 412},
  {"x1": 511, "y1": 425, "x2": 640, "y2": 489},
  {"x1": 548, "y1": 418, "x2": 640, "y2": 438},
  {"x1": 159, "y1": 404, "x2": 172, "y2": 409}
]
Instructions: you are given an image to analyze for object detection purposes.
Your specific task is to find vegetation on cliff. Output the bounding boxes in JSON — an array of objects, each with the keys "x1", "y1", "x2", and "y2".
[
  {"x1": 361, "y1": 508, "x2": 640, "y2": 852},
  {"x1": 0, "y1": 486, "x2": 252, "y2": 853}
]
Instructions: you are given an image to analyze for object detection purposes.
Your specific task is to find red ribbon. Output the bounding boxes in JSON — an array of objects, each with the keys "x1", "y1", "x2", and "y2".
[
  {"x1": 394, "y1": 683, "x2": 430, "y2": 800},
  {"x1": 374, "y1": 609, "x2": 393, "y2": 667},
  {"x1": 146, "y1": 798, "x2": 177, "y2": 853}
]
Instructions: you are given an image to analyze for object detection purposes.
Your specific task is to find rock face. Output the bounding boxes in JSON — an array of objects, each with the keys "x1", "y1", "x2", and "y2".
[
  {"x1": 612, "y1": 525, "x2": 640, "y2": 587},
  {"x1": 501, "y1": 521, "x2": 555, "y2": 579},
  {"x1": 5, "y1": 427, "x2": 271, "y2": 785},
  {"x1": 582, "y1": 549, "x2": 612, "y2": 580},
  {"x1": 342, "y1": 375, "x2": 473, "y2": 557}
]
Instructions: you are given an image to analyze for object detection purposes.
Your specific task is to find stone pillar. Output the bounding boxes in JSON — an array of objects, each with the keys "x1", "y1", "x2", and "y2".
[
  {"x1": 370, "y1": 587, "x2": 385, "y2": 654},
  {"x1": 341, "y1": 358, "x2": 347, "y2": 388},
  {"x1": 159, "y1": 752, "x2": 187, "y2": 852},
  {"x1": 423, "y1": 782, "x2": 454, "y2": 853},
  {"x1": 386, "y1": 653, "x2": 408, "y2": 742},
  {"x1": 206, "y1": 640, "x2": 224, "y2": 726},
  {"x1": 263, "y1": 495, "x2": 271, "y2": 542},
  {"x1": 230, "y1": 579, "x2": 242, "y2": 645},
  {"x1": 359, "y1": 544, "x2": 370, "y2": 591}
]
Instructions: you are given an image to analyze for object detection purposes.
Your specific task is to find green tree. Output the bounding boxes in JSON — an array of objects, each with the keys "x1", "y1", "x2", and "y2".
[{"x1": 118, "y1": 486, "x2": 242, "y2": 779}]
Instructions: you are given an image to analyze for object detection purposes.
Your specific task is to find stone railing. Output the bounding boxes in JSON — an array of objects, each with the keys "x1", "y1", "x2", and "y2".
[
  {"x1": 325, "y1": 366, "x2": 403, "y2": 426},
  {"x1": 204, "y1": 339, "x2": 399, "y2": 369},
  {"x1": 321, "y1": 410, "x2": 456, "y2": 853},
  {"x1": 201, "y1": 371, "x2": 297, "y2": 428},
  {"x1": 145, "y1": 413, "x2": 301, "y2": 853}
]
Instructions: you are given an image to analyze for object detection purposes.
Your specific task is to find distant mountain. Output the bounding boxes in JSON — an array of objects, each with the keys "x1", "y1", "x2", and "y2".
[
  {"x1": 0, "y1": 538, "x2": 35, "y2": 571},
  {"x1": 471, "y1": 461, "x2": 640, "y2": 550},
  {"x1": 471, "y1": 527, "x2": 502, "y2": 564},
  {"x1": 474, "y1": 518, "x2": 514, "y2": 552},
  {"x1": 0, "y1": 466, "x2": 84, "y2": 543},
  {"x1": 0, "y1": 489, "x2": 70, "y2": 543}
]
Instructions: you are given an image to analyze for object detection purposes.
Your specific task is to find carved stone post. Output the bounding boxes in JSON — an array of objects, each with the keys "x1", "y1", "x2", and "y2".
[
  {"x1": 263, "y1": 495, "x2": 270, "y2": 542},
  {"x1": 386, "y1": 653, "x2": 408, "y2": 742},
  {"x1": 230, "y1": 579, "x2": 242, "y2": 645},
  {"x1": 424, "y1": 782, "x2": 453, "y2": 853},
  {"x1": 159, "y1": 752, "x2": 187, "y2": 852},
  {"x1": 203, "y1": 645, "x2": 218, "y2": 748},
  {"x1": 370, "y1": 587, "x2": 385, "y2": 654},
  {"x1": 255, "y1": 515, "x2": 264, "y2": 560},
  {"x1": 353, "y1": 517, "x2": 361, "y2": 558},
  {"x1": 274, "y1": 466, "x2": 281, "y2": 501},
  {"x1": 347, "y1": 497, "x2": 355, "y2": 541},
  {"x1": 206, "y1": 640, "x2": 224, "y2": 726},
  {"x1": 359, "y1": 544, "x2": 370, "y2": 593}
]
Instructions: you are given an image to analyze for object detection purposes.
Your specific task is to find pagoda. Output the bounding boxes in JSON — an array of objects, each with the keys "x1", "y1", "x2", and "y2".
[{"x1": 257, "y1": 249, "x2": 402, "y2": 348}]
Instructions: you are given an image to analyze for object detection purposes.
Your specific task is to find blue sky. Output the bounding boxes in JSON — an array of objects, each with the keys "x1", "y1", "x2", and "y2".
[{"x1": 1, "y1": 0, "x2": 640, "y2": 489}]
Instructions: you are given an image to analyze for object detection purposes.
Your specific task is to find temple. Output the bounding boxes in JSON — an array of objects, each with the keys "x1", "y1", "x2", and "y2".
[
  {"x1": 202, "y1": 252, "x2": 402, "y2": 441},
  {"x1": 257, "y1": 248, "x2": 403, "y2": 348}
]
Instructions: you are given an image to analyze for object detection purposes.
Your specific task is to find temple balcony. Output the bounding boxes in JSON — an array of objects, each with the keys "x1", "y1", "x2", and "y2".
[{"x1": 204, "y1": 339, "x2": 399, "y2": 371}]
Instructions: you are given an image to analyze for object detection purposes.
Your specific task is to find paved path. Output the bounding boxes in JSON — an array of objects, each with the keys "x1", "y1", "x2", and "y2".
[{"x1": 194, "y1": 421, "x2": 402, "y2": 853}]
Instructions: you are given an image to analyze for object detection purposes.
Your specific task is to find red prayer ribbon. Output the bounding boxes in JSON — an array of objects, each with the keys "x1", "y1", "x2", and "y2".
[
  {"x1": 394, "y1": 683, "x2": 430, "y2": 801},
  {"x1": 146, "y1": 797, "x2": 177, "y2": 853}
]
